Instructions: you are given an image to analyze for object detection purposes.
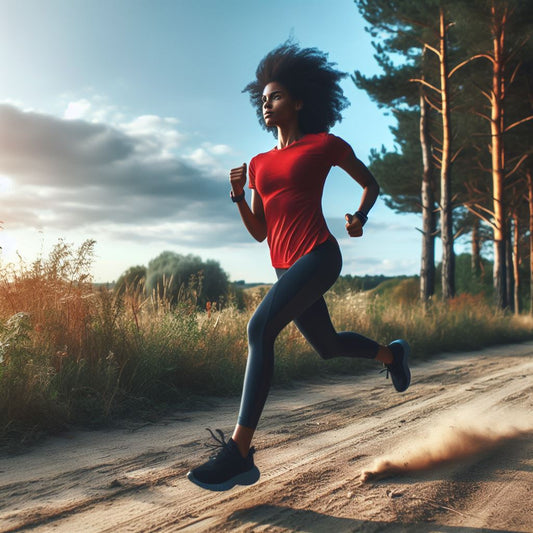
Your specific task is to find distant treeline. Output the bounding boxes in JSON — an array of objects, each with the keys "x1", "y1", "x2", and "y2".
[
  {"x1": 330, "y1": 274, "x2": 411, "y2": 295},
  {"x1": 112, "y1": 250, "x2": 521, "y2": 310}
]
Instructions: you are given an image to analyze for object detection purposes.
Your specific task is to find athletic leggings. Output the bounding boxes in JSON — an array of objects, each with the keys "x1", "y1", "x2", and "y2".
[{"x1": 237, "y1": 238, "x2": 379, "y2": 429}]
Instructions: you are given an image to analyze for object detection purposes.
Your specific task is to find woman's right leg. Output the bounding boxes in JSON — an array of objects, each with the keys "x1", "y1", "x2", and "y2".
[
  {"x1": 293, "y1": 296, "x2": 379, "y2": 360},
  {"x1": 293, "y1": 297, "x2": 410, "y2": 389}
]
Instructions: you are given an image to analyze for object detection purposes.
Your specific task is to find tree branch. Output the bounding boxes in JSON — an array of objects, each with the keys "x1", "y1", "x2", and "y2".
[
  {"x1": 464, "y1": 206, "x2": 495, "y2": 228},
  {"x1": 423, "y1": 42, "x2": 441, "y2": 58},
  {"x1": 463, "y1": 200, "x2": 496, "y2": 218},
  {"x1": 505, "y1": 115, "x2": 533, "y2": 132},
  {"x1": 505, "y1": 35, "x2": 531, "y2": 67},
  {"x1": 425, "y1": 95, "x2": 443, "y2": 113},
  {"x1": 454, "y1": 227, "x2": 466, "y2": 240},
  {"x1": 409, "y1": 78, "x2": 442, "y2": 94},
  {"x1": 480, "y1": 88, "x2": 493, "y2": 104},
  {"x1": 448, "y1": 54, "x2": 494, "y2": 77},
  {"x1": 476, "y1": 160, "x2": 492, "y2": 173},
  {"x1": 508, "y1": 60, "x2": 522, "y2": 85},
  {"x1": 505, "y1": 153, "x2": 530, "y2": 179},
  {"x1": 451, "y1": 147, "x2": 464, "y2": 163},
  {"x1": 430, "y1": 133, "x2": 442, "y2": 146},
  {"x1": 472, "y1": 110, "x2": 492, "y2": 123}
]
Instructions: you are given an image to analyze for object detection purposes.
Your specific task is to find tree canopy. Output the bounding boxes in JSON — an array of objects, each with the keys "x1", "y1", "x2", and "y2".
[{"x1": 116, "y1": 252, "x2": 229, "y2": 308}]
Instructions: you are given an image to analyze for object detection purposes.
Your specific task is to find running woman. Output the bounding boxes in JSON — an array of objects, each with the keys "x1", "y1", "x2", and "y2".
[{"x1": 187, "y1": 42, "x2": 411, "y2": 491}]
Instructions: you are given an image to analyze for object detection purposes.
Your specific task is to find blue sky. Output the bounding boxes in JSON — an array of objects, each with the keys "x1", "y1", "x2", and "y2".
[{"x1": 0, "y1": 0, "x2": 439, "y2": 284}]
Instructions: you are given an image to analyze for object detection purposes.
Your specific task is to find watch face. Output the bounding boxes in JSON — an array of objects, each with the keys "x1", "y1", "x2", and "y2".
[{"x1": 231, "y1": 191, "x2": 245, "y2": 202}]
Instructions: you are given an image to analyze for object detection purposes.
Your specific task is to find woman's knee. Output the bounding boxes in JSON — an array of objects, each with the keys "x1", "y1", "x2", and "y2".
[
  {"x1": 247, "y1": 312, "x2": 275, "y2": 347},
  {"x1": 316, "y1": 347, "x2": 336, "y2": 360},
  {"x1": 247, "y1": 313, "x2": 260, "y2": 343}
]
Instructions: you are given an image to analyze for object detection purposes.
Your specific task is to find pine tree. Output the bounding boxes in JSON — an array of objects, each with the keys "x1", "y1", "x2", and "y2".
[
  {"x1": 354, "y1": 0, "x2": 533, "y2": 308},
  {"x1": 452, "y1": 0, "x2": 533, "y2": 308},
  {"x1": 354, "y1": 0, "x2": 461, "y2": 299}
]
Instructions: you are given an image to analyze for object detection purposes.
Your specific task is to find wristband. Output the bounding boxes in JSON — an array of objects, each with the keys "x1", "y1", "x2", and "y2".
[
  {"x1": 354, "y1": 211, "x2": 368, "y2": 226},
  {"x1": 230, "y1": 190, "x2": 245, "y2": 203}
]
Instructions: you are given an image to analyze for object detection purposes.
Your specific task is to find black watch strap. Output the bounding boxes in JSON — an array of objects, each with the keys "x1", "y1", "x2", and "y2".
[
  {"x1": 230, "y1": 190, "x2": 245, "y2": 203},
  {"x1": 354, "y1": 211, "x2": 368, "y2": 226}
]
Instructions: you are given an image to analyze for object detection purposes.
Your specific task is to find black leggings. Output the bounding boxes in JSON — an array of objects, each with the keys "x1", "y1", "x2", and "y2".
[{"x1": 237, "y1": 238, "x2": 379, "y2": 429}]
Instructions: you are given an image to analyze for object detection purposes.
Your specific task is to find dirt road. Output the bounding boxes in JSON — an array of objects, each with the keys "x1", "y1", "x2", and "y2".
[{"x1": 1, "y1": 342, "x2": 532, "y2": 532}]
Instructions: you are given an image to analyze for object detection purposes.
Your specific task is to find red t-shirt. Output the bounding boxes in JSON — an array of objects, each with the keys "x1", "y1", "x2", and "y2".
[{"x1": 249, "y1": 132, "x2": 352, "y2": 268}]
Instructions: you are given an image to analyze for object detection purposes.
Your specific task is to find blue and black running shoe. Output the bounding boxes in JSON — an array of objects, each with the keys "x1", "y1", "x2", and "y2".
[
  {"x1": 382, "y1": 339, "x2": 411, "y2": 393},
  {"x1": 187, "y1": 428, "x2": 260, "y2": 491}
]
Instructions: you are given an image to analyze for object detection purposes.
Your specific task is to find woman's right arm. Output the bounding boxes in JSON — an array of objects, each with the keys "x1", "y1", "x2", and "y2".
[{"x1": 230, "y1": 163, "x2": 267, "y2": 242}]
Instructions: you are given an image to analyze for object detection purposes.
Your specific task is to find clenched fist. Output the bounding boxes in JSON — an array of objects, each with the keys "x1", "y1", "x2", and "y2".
[
  {"x1": 345, "y1": 213, "x2": 363, "y2": 238},
  {"x1": 230, "y1": 163, "x2": 247, "y2": 195}
]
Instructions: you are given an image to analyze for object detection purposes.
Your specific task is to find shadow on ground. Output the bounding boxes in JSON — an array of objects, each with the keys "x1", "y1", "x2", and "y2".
[{"x1": 227, "y1": 504, "x2": 522, "y2": 533}]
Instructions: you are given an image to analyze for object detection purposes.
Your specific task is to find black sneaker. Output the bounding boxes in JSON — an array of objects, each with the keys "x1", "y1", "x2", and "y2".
[
  {"x1": 187, "y1": 428, "x2": 260, "y2": 491},
  {"x1": 382, "y1": 339, "x2": 411, "y2": 392}
]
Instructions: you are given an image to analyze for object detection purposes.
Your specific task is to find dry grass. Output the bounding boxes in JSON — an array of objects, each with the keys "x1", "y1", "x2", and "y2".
[{"x1": 1, "y1": 240, "x2": 532, "y2": 445}]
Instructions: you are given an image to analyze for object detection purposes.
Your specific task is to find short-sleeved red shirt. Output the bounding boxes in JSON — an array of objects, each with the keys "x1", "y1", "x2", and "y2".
[{"x1": 249, "y1": 132, "x2": 351, "y2": 268}]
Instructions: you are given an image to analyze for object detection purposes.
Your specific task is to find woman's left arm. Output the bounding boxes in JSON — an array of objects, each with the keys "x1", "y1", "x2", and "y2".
[{"x1": 337, "y1": 148, "x2": 380, "y2": 238}]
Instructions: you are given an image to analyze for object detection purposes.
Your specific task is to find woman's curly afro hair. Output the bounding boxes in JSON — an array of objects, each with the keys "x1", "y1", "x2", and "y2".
[{"x1": 243, "y1": 41, "x2": 350, "y2": 136}]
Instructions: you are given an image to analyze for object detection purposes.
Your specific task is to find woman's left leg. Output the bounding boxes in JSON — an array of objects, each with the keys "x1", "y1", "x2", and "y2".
[
  {"x1": 187, "y1": 239, "x2": 344, "y2": 491},
  {"x1": 235, "y1": 238, "x2": 346, "y2": 433}
]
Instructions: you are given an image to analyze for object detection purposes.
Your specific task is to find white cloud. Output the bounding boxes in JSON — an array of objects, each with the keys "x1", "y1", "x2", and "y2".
[
  {"x1": 64, "y1": 98, "x2": 92, "y2": 120},
  {"x1": 0, "y1": 104, "x2": 243, "y2": 248},
  {"x1": 122, "y1": 114, "x2": 179, "y2": 134},
  {"x1": 62, "y1": 96, "x2": 186, "y2": 159},
  {"x1": 210, "y1": 144, "x2": 232, "y2": 155},
  {"x1": 184, "y1": 142, "x2": 233, "y2": 172},
  {"x1": 106, "y1": 219, "x2": 250, "y2": 247},
  {"x1": 186, "y1": 147, "x2": 213, "y2": 166},
  {"x1": 120, "y1": 114, "x2": 185, "y2": 158},
  {"x1": 342, "y1": 255, "x2": 418, "y2": 276},
  {"x1": 0, "y1": 174, "x2": 13, "y2": 192},
  {"x1": 60, "y1": 92, "x2": 130, "y2": 124}
]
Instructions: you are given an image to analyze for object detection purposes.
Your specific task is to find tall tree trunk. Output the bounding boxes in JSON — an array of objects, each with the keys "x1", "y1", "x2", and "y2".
[
  {"x1": 471, "y1": 218, "x2": 482, "y2": 278},
  {"x1": 506, "y1": 229, "x2": 514, "y2": 313},
  {"x1": 439, "y1": 7, "x2": 455, "y2": 300},
  {"x1": 419, "y1": 86, "x2": 436, "y2": 302},
  {"x1": 512, "y1": 213, "x2": 520, "y2": 314},
  {"x1": 526, "y1": 166, "x2": 533, "y2": 315},
  {"x1": 490, "y1": 1, "x2": 507, "y2": 309}
]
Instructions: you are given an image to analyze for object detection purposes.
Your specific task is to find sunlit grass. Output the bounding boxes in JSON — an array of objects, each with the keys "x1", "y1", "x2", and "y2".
[{"x1": 1, "y1": 240, "x2": 532, "y2": 445}]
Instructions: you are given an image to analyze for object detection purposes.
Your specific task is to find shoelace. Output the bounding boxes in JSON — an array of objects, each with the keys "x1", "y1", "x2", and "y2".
[
  {"x1": 203, "y1": 427, "x2": 256, "y2": 460},
  {"x1": 380, "y1": 364, "x2": 392, "y2": 380},
  {"x1": 204, "y1": 428, "x2": 229, "y2": 458}
]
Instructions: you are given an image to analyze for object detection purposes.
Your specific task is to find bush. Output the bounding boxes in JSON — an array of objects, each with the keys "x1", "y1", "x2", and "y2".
[{"x1": 143, "y1": 251, "x2": 229, "y2": 308}]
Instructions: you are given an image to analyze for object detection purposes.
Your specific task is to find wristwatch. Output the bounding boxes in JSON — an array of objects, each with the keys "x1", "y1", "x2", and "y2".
[
  {"x1": 230, "y1": 190, "x2": 245, "y2": 203},
  {"x1": 354, "y1": 211, "x2": 368, "y2": 226}
]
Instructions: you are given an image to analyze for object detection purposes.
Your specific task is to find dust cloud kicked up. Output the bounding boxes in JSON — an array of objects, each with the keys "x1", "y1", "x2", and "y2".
[{"x1": 361, "y1": 407, "x2": 532, "y2": 482}]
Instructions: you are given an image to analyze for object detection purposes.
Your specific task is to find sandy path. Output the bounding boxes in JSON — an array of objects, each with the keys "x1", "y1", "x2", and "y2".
[{"x1": 1, "y1": 342, "x2": 532, "y2": 532}]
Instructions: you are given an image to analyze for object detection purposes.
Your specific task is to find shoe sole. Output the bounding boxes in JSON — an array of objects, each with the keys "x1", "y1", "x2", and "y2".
[
  {"x1": 186, "y1": 465, "x2": 260, "y2": 492},
  {"x1": 389, "y1": 339, "x2": 411, "y2": 393}
]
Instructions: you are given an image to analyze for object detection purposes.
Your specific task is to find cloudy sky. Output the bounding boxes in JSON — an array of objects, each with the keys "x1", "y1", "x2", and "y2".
[{"x1": 0, "y1": 0, "x2": 440, "y2": 284}]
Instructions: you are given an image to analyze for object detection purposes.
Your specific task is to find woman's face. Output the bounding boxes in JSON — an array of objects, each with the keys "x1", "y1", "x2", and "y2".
[{"x1": 262, "y1": 82, "x2": 302, "y2": 129}]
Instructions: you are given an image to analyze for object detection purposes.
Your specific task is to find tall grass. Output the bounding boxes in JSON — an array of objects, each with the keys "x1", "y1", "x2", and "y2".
[{"x1": 1, "y1": 240, "x2": 532, "y2": 445}]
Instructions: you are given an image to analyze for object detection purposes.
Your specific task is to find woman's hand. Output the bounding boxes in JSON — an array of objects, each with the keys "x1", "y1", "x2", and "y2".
[
  {"x1": 228, "y1": 162, "x2": 267, "y2": 242},
  {"x1": 345, "y1": 213, "x2": 363, "y2": 238},
  {"x1": 230, "y1": 163, "x2": 247, "y2": 195}
]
